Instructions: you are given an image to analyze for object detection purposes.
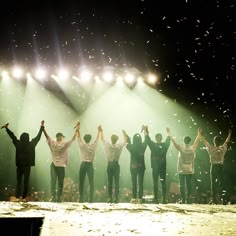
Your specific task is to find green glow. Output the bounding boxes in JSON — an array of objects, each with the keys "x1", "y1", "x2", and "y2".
[{"x1": 0, "y1": 75, "x2": 211, "y2": 201}]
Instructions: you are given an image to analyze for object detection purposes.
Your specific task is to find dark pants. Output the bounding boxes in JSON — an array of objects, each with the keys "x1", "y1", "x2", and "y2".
[
  {"x1": 152, "y1": 162, "x2": 166, "y2": 202},
  {"x1": 211, "y1": 164, "x2": 224, "y2": 203},
  {"x1": 79, "y1": 162, "x2": 94, "y2": 203},
  {"x1": 50, "y1": 162, "x2": 65, "y2": 201},
  {"x1": 130, "y1": 167, "x2": 145, "y2": 199},
  {"x1": 107, "y1": 161, "x2": 120, "y2": 202},
  {"x1": 16, "y1": 166, "x2": 31, "y2": 199},
  {"x1": 179, "y1": 174, "x2": 192, "y2": 203}
]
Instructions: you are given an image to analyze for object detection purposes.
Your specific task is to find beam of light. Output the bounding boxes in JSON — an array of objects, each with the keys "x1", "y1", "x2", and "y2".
[
  {"x1": 57, "y1": 68, "x2": 70, "y2": 80},
  {"x1": 1, "y1": 70, "x2": 10, "y2": 80},
  {"x1": 34, "y1": 67, "x2": 48, "y2": 81},
  {"x1": 15, "y1": 77, "x2": 79, "y2": 191},
  {"x1": 0, "y1": 67, "x2": 217, "y2": 200},
  {"x1": 11, "y1": 66, "x2": 24, "y2": 80},
  {"x1": 102, "y1": 71, "x2": 115, "y2": 84},
  {"x1": 146, "y1": 73, "x2": 158, "y2": 85},
  {"x1": 124, "y1": 73, "x2": 135, "y2": 84},
  {"x1": 79, "y1": 68, "x2": 93, "y2": 82}
]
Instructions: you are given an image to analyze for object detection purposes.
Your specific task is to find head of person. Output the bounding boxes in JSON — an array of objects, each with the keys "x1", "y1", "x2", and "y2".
[
  {"x1": 213, "y1": 136, "x2": 222, "y2": 147},
  {"x1": 20, "y1": 132, "x2": 29, "y2": 143},
  {"x1": 183, "y1": 136, "x2": 191, "y2": 144},
  {"x1": 56, "y1": 132, "x2": 65, "y2": 141},
  {"x1": 155, "y1": 133, "x2": 162, "y2": 142},
  {"x1": 133, "y1": 133, "x2": 142, "y2": 145},
  {"x1": 111, "y1": 134, "x2": 119, "y2": 144},
  {"x1": 83, "y1": 134, "x2": 92, "y2": 143}
]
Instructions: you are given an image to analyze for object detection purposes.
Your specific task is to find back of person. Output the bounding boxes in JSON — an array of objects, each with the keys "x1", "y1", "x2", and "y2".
[
  {"x1": 207, "y1": 145, "x2": 227, "y2": 164},
  {"x1": 178, "y1": 146, "x2": 195, "y2": 174},
  {"x1": 104, "y1": 142, "x2": 124, "y2": 161},
  {"x1": 15, "y1": 141, "x2": 33, "y2": 166}
]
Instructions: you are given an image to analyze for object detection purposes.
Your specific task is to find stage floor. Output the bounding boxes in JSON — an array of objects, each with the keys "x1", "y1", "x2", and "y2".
[{"x1": 0, "y1": 201, "x2": 236, "y2": 236}]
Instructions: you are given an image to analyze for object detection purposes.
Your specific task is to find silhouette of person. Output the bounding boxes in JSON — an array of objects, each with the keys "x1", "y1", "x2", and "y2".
[
  {"x1": 143, "y1": 126, "x2": 171, "y2": 204},
  {"x1": 167, "y1": 127, "x2": 201, "y2": 204},
  {"x1": 1, "y1": 121, "x2": 44, "y2": 201},
  {"x1": 126, "y1": 131, "x2": 147, "y2": 204},
  {"x1": 200, "y1": 129, "x2": 232, "y2": 204},
  {"x1": 76, "y1": 122, "x2": 101, "y2": 203},
  {"x1": 100, "y1": 127, "x2": 127, "y2": 203}
]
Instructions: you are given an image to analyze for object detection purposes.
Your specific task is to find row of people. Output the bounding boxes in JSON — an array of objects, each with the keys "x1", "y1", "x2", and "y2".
[{"x1": 1, "y1": 121, "x2": 232, "y2": 204}]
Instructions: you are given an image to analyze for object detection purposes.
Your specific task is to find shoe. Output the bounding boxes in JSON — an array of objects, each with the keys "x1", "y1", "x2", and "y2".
[
  {"x1": 50, "y1": 197, "x2": 56, "y2": 202},
  {"x1": 107, "y1": 198, "x2": 113, "y2": 203},
  {"x1": 162, "y1": 199, "x2": 168, "y2": 204},
  {"x1": 136, "y1": 198, "x2": 143, "y2": 204},
  {"x1": 153, "y1": 198, "x2": 159, "y2": 204},
  {"x1": 12, "y1": 197, "x2": 20, "y2": 202},
  {"x1": 187, "y1": 198, "x2": 192, "y2": 204},
  {"x1": 209, "y1": 199, "x2": 216, "y2": 205},
  {"x1": 130, "y1": 198, "x2": 137, "y2": 204},
  {"x1": 179, "y1": 199, "x2": 185, "y2": 204},
  {"x1": 114, "y1": 198, "x2": 119, "y2": 204}
]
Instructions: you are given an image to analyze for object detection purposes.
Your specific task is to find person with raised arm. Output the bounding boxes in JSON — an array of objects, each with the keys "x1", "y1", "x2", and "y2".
[
  {"x1": 143, "y1": 125, "x2": 171, "y2": 204},
  {"x1": 76, "y1": 122, "x2": 102, "y2": 203},
  {"x1": 126, "y1": 128, "x2": 147, "y2": 204},
  {"x1": 43, "y1": 122, "x2": 78, "y2": 202},
  {"x1": 100, "y1": 127, "x2": 127, "y2": 203},
  {"x1": 167, "y1": 127, "x2": 201, "y2": 204},
  {"x1": 1, "y1": 120, "x2": 44, "y2": 201},
  {"x1": 199, "y1": 128, "x2": 232, "y2": 204}
]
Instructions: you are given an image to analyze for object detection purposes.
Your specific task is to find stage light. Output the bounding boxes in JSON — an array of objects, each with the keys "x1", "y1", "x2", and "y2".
[
  {"x1": 124, "y1": 73, "x2": 137, "y2": 87},
  {"x1": 57, "y1": 68, "x2": 70, "y2": 80},
  {"x1": 147, "y1": 73, "x2": 158, "y2": 85},
  {"x1": 1, "y1": 70, "x2": 10, "y2": 79},
  {"x1": 79, "y1": 69, "x2": 93, "y2": 81},
  {"x1": 34, "y1": 68, "x2": 47, "y2": 80},
  {"x1": 102, "y1": 71, "x2": 114, "y2": 83},
  {"x1": 94, "y1": 75, "x2": 101, "y2": 83},
  {"x1": 11, "y1": 66, "x2": 24, "y2": 79}
]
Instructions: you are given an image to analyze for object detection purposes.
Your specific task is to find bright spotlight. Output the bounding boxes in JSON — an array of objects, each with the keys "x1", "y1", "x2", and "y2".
[
  {"x1": 79, "y1": 69, "x2": 93, "y2": 81},
  {"x1": 57, "y1": 68, "x2": 70, "y2": 80},
  {"x1": 12, "y1": 66, "x2": 24, "y2": 79},
  {"x1": 102, "y1": 71, "x2": 114, "y2": 83},
  {"x1": 34, "y1": 68, "x2": 47, "y2": 80},
  {"x1": 147, "y1": 73, "x2": 158, "y2": 85},
  {"x1": 124, "y1": 73, "x2": 136, "y2": 86},
  {"x1": 1, "y1": 70, "x2": 10, "y2": 79}
]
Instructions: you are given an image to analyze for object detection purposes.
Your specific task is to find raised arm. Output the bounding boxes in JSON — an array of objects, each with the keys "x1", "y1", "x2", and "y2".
[
  {"x1": 199, "y1": 129, "x2": 209, "y2": 146},
  {"x1": 72, "y1": 121, "x2": 80, "y2": 142},
  {"x1": 224, "y1": 129, "x2": 232, "y2": 145},
  {"x1": 32, "y1": 120, "x2": 45, "y2": 144},
  {"x1": 192, "y1": 127, "x2": 202, "y2": 150},
  {"x1": 76, "y1": 122, "x2": 81, "y2": 140},
  {"x1": 122, "y1": 130, "x2": 127, "y2": 143},
  {"x1": 100, "y1": 126, "x2": 105, "y2": 142},
  {"x1": 95, "y1": 125, "x2": 102, "y2": 143},
  {"x1": 143, "y1": 125, "x2": 149, "y2": 136},
  {"x1": 43, "y1": 126, "x2": 49, "y2": 140},
  {"x1": 2, "y1": 123, "x2": 17, "y2": 142},
  {"x1": 166, "y1": 127, "x2": 181, "y2": 151}
]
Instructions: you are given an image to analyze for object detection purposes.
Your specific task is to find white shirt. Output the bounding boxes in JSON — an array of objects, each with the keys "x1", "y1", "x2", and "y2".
[
  {"x1": 177, "y1": 146, "x2": 196, "y2": 174},
  {"x1": 77, "y1": 138, "x2": 98, "y2": 162},
  {"x1": 47, "y1": 136, "x2": 73, "y2": 167},
  {"x1": 205, "y1": 143, "x2": 228, "y2": 164},
  {"x1": 102, "y1": 140, "x2": 126, "y2": 162}
]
